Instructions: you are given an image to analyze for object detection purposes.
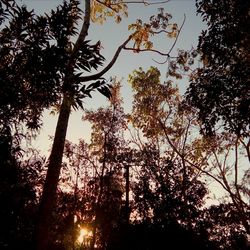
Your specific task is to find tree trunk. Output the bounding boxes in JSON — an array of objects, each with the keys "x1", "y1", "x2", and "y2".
[
  {"x1": 36, "y1": 95, "x2": 71, "y2": 250},
  {"x1": 35, "y1": 1, "x2": 92, "y2": 248},
  {"x1": 125, "y1": 164, "x2": 130, "y2": 225},
  {"x1": 34, "y1": 0, "x2": 133, "y2": 247}
]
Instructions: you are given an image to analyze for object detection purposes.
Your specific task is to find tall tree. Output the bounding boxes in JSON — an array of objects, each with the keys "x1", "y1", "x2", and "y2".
[
  {"x1": 33, "y1": 1, "x2": 181, "y2": 249},
  {"x1": 128, "y1": 66, "x2": 250, "y2": 234},
  {"x1": 127, "y1": 67, "x2": 210, "y2": 222},
  {"x1": 182, "y1": 0, "x2": 250, "y2": 234},
  {"x1": 185, "y1": 0, "x2": 250, "y2": 137},
  {"x1": 83, "y1": 80, "x2": 132, "y2": 249},
  {"x1": 1, "y1": 0, "x2": 185, "y2": 248}
]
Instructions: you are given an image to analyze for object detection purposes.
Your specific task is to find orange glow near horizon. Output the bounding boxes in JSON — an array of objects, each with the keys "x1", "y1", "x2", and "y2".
[{"x1": 77, "y1": 227, "x2": 92, "y2": 244}]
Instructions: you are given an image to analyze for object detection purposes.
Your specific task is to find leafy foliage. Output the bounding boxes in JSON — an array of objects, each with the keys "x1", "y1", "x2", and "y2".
[
  {"x1": 0, "y1": 126, "x2": 46, "y2": 250},
  {"x1": 132, "y1": 146, "x2": 207, "y2": 226},
  {"x1": 0, "y1": 0, "x2": 107, "y2": 129},
  {"x1": 90, "y1": 0, "x2": 128, "y2": 24},
  {"x1": 198, "y1": 204, "x2": 249, "y2": 249},
  {"x1": 128, "y1": 8, "x2": 178, "y2": 51},
  {"x1": 185, "y1": 0, "x2": 250, "y2": 136}
]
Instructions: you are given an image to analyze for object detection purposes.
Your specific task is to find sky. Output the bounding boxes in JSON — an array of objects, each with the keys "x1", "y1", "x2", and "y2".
[
  {"x1": 14, "y1": 0, "x2": 230, "y2": 205},
  {"x1": 15, "y1": 0, "x2": 205, "y2": 153}
]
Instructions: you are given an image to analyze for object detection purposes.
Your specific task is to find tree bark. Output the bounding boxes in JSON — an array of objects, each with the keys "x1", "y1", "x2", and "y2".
[{"x1": 36, "y1": 95, "x2": 72, "y2": 250}]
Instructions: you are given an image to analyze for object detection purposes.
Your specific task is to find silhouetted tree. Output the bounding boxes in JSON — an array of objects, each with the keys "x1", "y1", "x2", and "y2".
[
  {"x1": 185, "y1": 0, "x2": 250, "y2": 137},
  {"x1": 0, "y1": 126, "x2": 45, "y2": 249},
  {"x1": 197, "y1": 203, "x2": 250, "y2": 249}
]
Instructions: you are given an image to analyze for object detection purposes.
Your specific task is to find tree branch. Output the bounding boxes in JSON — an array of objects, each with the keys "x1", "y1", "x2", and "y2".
[
  {"x1": 79, "y1": 34, "x2": 135, "y2": 82},
  {"x1": 71, "y1": 0, "x2": 91, "y2": 60},
  {"x1": 96, "y1": 0, "x2": 120, "y2": 13},
  {"x1": 167, "y1": 14, "x2": 186, "y2": 55},
  {"x1": 239, "y1": 137, "x2": 250, "y2": 162},
  {"x1": 115, "y1": 0, "x2": 170, "y2": 5},
  {"x1": 123, "y1": 46, "x2": 170, "y2": 56},
  {"x1": 153, "y1": 29, "x2": 172, "y2": 35},
  {"x1": 157, "y1": 118, "x2": 228, "y2": 190},
  {"x1": 124, "y1": 14, "x2": 186, "y2": 64}
]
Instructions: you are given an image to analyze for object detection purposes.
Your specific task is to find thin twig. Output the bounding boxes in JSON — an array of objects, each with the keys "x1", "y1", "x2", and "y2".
[
  {"x1": 167, "y1": 14, "x2": 186, "y2": 56},
  {"x1": 96, "y1": 0, "x2": 120, "y2": 13}
]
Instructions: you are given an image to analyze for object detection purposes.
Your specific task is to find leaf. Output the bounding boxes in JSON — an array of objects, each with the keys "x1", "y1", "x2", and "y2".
[
  {"x1": 98, "y1": 86, "x2": 112, "y2": 99},
  {"x1": 87, "y1": 80, "x2": 101, "y2": 90},
  {"x1": 115, "y1": 15, "x2": 121, "y2": 24}
]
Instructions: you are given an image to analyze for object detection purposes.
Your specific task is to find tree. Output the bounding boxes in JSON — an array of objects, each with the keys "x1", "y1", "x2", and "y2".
[
  {"x1": 0, "y1": 2, "x2": 107, "y2": 248},
  {"x1": 126, "y1": 65, "x2": 250, "y2": 246},
  {"x1": 182, "y1": 0, "x2": 250, "y2": 234},
  {"x1": 127, "y1": 66, "x2": 213, "y2": 194},
  {"x1": 127, "y1": 66, "x2": 210, "y2": 224},
  {"x1": 28, "y1": 1, "x2": 181, "y2": 249},
  {"x1": 0, "y1": 126, "x2": 46, "y2": 249},
  {"x1": 82, "y1": 80, "x2": 129, "y2": 249},
  {"x1": 185, "y1": 0, "x2": 250, "y2": 137},
  {"x1": 0, "y1": 1, "x2": 191, "y2": 248},
  {"x1": 198, "y1": 203, "x2": 249, "y2": 249}
]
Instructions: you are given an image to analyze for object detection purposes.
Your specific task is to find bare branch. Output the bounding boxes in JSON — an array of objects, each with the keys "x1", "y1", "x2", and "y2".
[
  {"x1": 234, "y1": 138, "x2": 239, "y2": 188},
  {"x1": 79, "y1": 34, "x2": 135, "y2": 82},
  {"x1": 153, "y1": 29, "x2": 172, "y2": 35},
  {"x1": 167, "y1": 14, "x2": 186, "y2": 56},
  {"x1": 239, "y1": 137, "x2": 250, "y2": 162},
  {"x1": 152, "y1": 57, "x2": 169, "y2": 64},
  {"x1": 157, "y1": 118, "x2": 228, "y2": 190},
  {"x1": 181, "y1": 118, "x2": 191, "y2": 155},
  {"x1": 123, "y1": 46, "x2": 170, "y2": 56}
]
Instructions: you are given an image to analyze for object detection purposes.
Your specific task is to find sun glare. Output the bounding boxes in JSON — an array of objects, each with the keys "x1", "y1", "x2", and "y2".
[{"x1": 77, "y1": 227, "x2": 92, "y2": 244}]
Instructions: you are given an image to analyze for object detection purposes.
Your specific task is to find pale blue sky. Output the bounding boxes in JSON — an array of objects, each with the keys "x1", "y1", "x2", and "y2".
[{"x1": 17, "y1": 0, "x2": 205, "y2": 152}]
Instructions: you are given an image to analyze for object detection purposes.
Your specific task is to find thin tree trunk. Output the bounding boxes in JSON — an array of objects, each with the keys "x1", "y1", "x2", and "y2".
[
  {"x1": 35, "y1": 1, "x2": 91, "y2": 248},
  {"x1": 90, "y1": 133, "x2": 107, "y2": 250},
  {"x1": 36, "y1": 95, "x2": 71, "y2": 250},
  {"x1": 125, "y1": 164, "x2": 130, "y2": 225},
  {"x1": 35, "y1": 0, "x2": 135, "y2": 247}
]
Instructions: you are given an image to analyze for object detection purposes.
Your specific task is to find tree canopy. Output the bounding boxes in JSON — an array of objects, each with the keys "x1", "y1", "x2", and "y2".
[
  {"x1": 0, "y1": 1, "x2": 249, "y2": 250},
  {"x1": 185, "y1": 0, "x2": 250, "y2": 137}
]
